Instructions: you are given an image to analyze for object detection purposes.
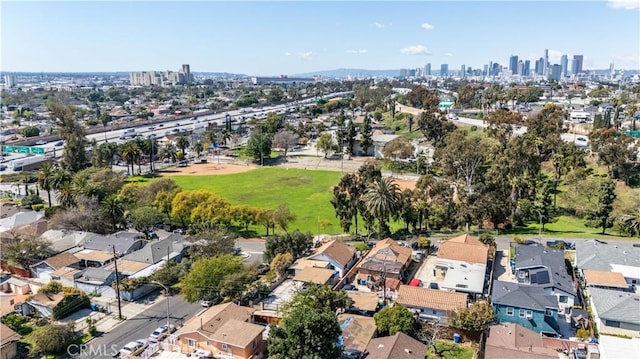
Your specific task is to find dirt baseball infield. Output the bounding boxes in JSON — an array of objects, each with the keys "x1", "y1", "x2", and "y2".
[{"x1": 165, "y1": 163, "x2": 258, "y2": 176}]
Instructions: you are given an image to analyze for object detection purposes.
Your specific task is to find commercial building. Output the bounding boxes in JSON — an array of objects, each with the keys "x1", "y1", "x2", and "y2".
[
  {"x1": 561, "y1": 55, "x2": 568, "y2": 78},
  {"x1": 548, "y1": 64, "x2": 562, "y2": 81},
  {"x1": 509, "y1": 55, "x2": 519, "y2": 75},
  {"x1": 572, "y1": 55, "x2": 584, "y2": 75},
  {"x1": 440, "y1": 64, "x2": 448, "y2": 77},
  {"x1": 425, "y1": 63, "x2": 431, "y2": 76},
  {"x1": 129, "y1": 64, "x2": 193, "y2": 86}
]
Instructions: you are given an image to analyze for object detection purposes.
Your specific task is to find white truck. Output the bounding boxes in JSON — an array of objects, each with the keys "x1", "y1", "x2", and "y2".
[{"x1": 120, "y1": 128, "x2": 138, "y2": 140}]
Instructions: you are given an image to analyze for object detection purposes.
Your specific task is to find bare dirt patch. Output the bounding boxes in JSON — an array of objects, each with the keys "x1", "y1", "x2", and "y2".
[
  {"x1": 394, "y1": 178, "x2": 417, "y2": 191},
  {"x1": 165, "y1": 163, "x2": 257, "y2": 176}
]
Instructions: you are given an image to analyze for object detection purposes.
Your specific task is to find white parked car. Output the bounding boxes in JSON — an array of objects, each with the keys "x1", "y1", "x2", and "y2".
[{"x1": 149, "y1": 324, "x2": 176, "y2": 341}]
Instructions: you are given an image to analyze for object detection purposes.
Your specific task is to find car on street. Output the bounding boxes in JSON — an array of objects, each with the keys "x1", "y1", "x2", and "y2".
[
  {"x1": 54, "y1": 140, "x2": 64, "y2": 146},
  {"x1": 200, "y1": 299, "x2": 213, "y2": 307},
  {"x1": 119, "y1": 339, "x2": 148, "y2": 357},
  {"x1": 0, "y1": 164, "x2": 7, "y2": 171},
  {"x1": 149, "y1": 324, "x2": 176, "y2": 342},
  {"x1": 35, "y1": 140, "x2": 48, "y2": 145}
]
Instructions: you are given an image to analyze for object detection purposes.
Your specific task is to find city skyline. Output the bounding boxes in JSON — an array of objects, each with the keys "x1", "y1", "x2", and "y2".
[{"x1": 2, "y1": 1, "x2": 639, "y2": 75}]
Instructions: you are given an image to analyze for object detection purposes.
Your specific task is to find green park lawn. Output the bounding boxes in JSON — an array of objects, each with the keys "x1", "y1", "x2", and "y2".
[
  {"x1": 125, "y1": 165, "x2": 639, "y2": 240},
  {"x1": 167, "y1": 167, "x2": 345, "y2": 235}
]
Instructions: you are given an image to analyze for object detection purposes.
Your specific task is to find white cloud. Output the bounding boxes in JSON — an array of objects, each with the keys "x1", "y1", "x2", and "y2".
[
  {"x1": 284, "y1": 52, "x2": 291, "y2": 57},
  {"x1": 607, "y1": 0, "x2": 640, "y2": 9},
  {"x1": 297, "y1": 51, "x2": 313, "y2": 61},
  {"x1": 400, "y1": 45, "x2": 432, "y2": 56},
  {"x1": 421, "y1": 22, "x2": 435, "y2": 30},
  {"x1": 373, "y1": 22, "x2": 386, "y2": 28},
  {"x1": 346, "y1": 49, "x2": 368, "y2": 54},
  {"x1": 444, "y1": 52, "x2": 453, "y2": 57}
]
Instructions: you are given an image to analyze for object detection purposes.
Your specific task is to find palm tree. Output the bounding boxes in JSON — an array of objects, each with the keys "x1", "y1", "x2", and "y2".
[
  {"x1": 56, "y1": 181, "x2": 75, "y2": 208},
  {"x1": 364, "y1": 177, "x2": 401, "y2": 238},
  {"x1": 38, "y1": 163, "x2": 54, "y2": 207},
  {"x1": 120, "y1": 141, "x2": 141, "y2": 175},
  {"x1": 193, "y1": 142, "x2": 204, "y2": 157},
  {"x1": 51, "y1": 168, "x2": 73, "y2": 191},
  {"x1": 101, "y1": 195, "x2": 127, "y2": 232},
  {"x1": 160, "y1": 144, "x2": 177, "y2": 164},
  {"x1": 176, "y1": 135, "x2": 190, "y2": 156}
]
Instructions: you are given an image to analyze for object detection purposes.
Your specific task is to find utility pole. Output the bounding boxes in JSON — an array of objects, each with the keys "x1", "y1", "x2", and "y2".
[{"x1": 112, "y1": 246, "x2": 122, "y2": 320}]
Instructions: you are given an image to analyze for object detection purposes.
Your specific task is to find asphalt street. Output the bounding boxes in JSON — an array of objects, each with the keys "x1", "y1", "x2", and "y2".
[{"x1": 80, "y1": 295, "x2": 202, "y2": 359}]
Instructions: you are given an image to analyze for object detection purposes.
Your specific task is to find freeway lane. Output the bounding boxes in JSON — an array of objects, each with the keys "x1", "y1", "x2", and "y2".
[{"x1": 80, "y1": 295, "x2": 202, "y2": 358}]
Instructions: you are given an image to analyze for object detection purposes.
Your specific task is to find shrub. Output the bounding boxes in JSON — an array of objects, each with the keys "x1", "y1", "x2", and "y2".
[
  {"x1": 576, "y1": 328, "x2": 590, "y2": 341},
  {"x1": 352, "y1": 242, "x2": 368, "y2": 252},
  {"x1": 32, "y1": 203, "x2": 45, "y2": 211}
]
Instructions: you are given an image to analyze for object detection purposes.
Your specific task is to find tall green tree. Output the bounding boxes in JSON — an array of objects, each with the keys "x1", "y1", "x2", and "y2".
[
  {"x1": 101, "y1": 195, "x2": 127, "y2": 232},
  {"x1": 246, "y1": 129, "x2": 272, "y2": 164},
  {"x1": 316, "y1": 133, "x2": 334, "y2": 158},
  {"x1": 374, "y1": 304, "x2": 416, "y2": 336},
  {"x1": 176, "y1": 135, "x2": 190, "y2": 155},
  {"x1": 179, "y1": 254, "x2": 243, "y2": 303},
  {"x1": 47, "y1": 102, "x2": 87, "y2": 172},
  {"x1": 268, "y1": 286, "x2": 345, "y2": 359},
  {"x1": 359, "y1": 115, "x2": 373, "y2": 155},
  {"x1": 37, "y1": 163, "x2": 54, "y2": 207},
  {"x1": 585, "y1": 177, "x2": 617, "y2": 234},
  {"x1": 450, "y1": 301, "x2": 495, "y2": 333},
  {"x1": 365, "y1": 177, "x2": 401, "y2": 237}
]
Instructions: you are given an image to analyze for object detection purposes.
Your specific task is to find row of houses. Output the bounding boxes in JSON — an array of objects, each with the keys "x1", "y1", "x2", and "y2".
[{"x1": 1, "y1": 227, "x2": 189, "y2": 319}]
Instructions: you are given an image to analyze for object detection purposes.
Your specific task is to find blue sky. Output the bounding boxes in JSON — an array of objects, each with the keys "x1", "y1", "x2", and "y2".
[{"x1": 2, "y1": 1, "x2": 639, "y2": 75}]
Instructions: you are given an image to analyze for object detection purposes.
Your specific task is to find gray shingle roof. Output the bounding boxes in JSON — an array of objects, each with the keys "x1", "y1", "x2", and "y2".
[
  {"x1": 589, "y1": 287, "x2": 640, "y2": 325},
  {"x1": 122, "y1": 235, "x2": 186, "y2": 264},
  {"x1": 515, "y1": 245, "x2": 575, "y2": 295},
  {"x1": 82, "y1": 231, "x2": 146, "y2": 255},
  {"x1": 575, "y1": 240, "x2": 640, "y2": 272},
  {"x1": 492, "y1": 281, "x2": 558, "y2": 311},
  {"x1": 80, "y1": 268, "x2": 115, "y2": 284}
]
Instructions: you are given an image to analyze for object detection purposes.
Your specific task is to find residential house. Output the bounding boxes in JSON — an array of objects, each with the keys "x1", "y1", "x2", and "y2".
[
  {"x1": 121, "y1": 235, "x2": 187, "y2": 264},
  {"x1": 288, "y1": 258, "x2": 330, "y2": 277},
  {"x1": 103, "y1": 259, "x2": 151, "y2": 276},
  {"x1": 491, "y1": 281, "x2": 560, "y2": 336},
  {"x1": 582, "y1": 269, "x2": 629, "y2": 291},
  {"x1": 74, "y1": 268, "x2": 116, "y2": 297},
  {"x1": 576, "y1": 240, "x2": 640, "y2": 287},
  {"x1": 395, "y1": 285, "x2": 467, "y2": 324},
  {"x1": 27, "y1": 291, "x2": 65, "y2": 318},
  {"x1": 513, "y1": 245, "x2": 576, "y2": 314},
  {"x1": 337, "y1": 314, "x2": 377, "y2": 353},
  {"x1": 0, "y1": 323, "x2": 21, "y2": 359},
  {"x1": 484, "y1": 323, "x2": 559, "y2": 359},
  {"x1": 588, "y1": 287, "x2": 640, "y2": 337},
  {"x1": 0, "y1": 210, "x2": 44, "y2": 233},
  {"x1": 384, "y1": 278, "x2": 402, "y2": 300},
  {"x1": 49, "y1": 267, "x2": 83, "y2": 288},
  {"x1": 346, "y1": 291, "x2": 381, "y2": 316},
  {"x1": 175, "y1": 302, "x2": 266, "y2": 359},
  {"x1": 364, "y1": 332, "x2": 427, "y2": 359},
  {"x1": 30, "y1": 252, "x2": 80, "y2": 279},
  {"x1": 82, "y1": 231, "x2": 146, "y2": 256},
  {"x1": 435, "y1": 234, "x2": 489, "y2": 297},
  {"x1": 40, "y1": 229, "x2": 91, "y2": 254},
  {"x1": 292, "y1": 266, "x2": 337, "y2": 286},
  {"x1": 306, "y1": 239, "x2": 357, "y2": 278},
  {"x1": 72, "y1": 249, "x2": 114, "y2": 268},
  {"x1": 598, "y1": 334, "x2": 640, "y2": 359},
  {"x1": 355, "y1": 239, "x2": 413, "y2": 289}
]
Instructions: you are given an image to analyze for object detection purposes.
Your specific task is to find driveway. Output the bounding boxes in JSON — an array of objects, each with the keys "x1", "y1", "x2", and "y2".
[{"x1": 236, "y1": 238, "x2": 266, "y2": 264}]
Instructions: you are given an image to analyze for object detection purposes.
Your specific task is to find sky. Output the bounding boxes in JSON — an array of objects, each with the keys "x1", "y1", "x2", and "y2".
[{"x1": 1, "y1": 1, "x2": 639, "y2": 75}]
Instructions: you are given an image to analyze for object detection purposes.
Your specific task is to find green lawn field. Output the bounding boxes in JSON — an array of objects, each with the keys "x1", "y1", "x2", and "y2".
[{"x1": 168, "y1": 167, "x2": 345, "y2": 235}]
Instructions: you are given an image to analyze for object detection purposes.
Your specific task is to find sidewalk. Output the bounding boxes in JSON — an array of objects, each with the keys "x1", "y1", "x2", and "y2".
[{"x1": 94, "y1": 296, "x2": 163, "y2": 333}]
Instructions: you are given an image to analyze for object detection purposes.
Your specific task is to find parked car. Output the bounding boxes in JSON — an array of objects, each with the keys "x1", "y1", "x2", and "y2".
[
  {"x1": 428, "y1": 282, "x2": 439, "y2": 290},
  {"x1": 200, "y1": 299, "x2": 213, "y2": 307},
  {"x1": 149, "y1": 324, "x2": 176, "y2": 341},
  {"x1": 54, "y1": 140, "x2": 64, "y2": 146},
  {"x1": 120, "y1": 339, "x2": 148, "y2": 357}
]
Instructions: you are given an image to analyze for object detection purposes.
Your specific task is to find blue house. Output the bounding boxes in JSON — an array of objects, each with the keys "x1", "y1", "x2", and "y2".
[{"x1": 492, "y1": 281, "x2": 560, "y2": 336}]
